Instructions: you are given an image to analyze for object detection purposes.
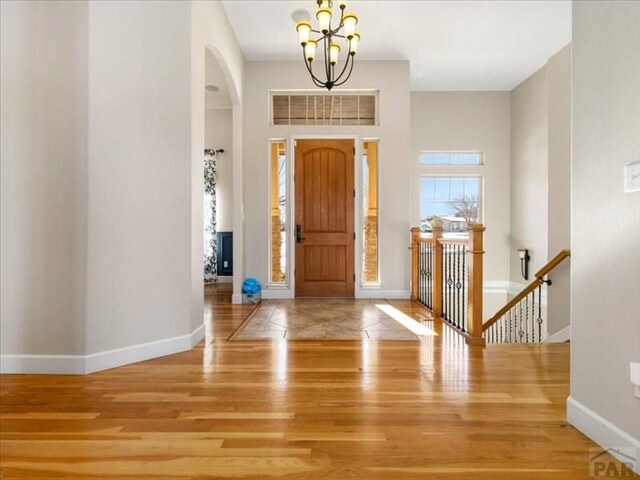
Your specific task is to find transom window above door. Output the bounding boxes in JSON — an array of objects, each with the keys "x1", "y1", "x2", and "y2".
[{"x1": 271, "y1": 92, "x2": 378, "y2": 126}]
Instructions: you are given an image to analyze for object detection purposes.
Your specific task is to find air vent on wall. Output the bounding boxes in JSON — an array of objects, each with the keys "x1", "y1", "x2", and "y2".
[{"x1": 272, "y1": 93, "x2": 377, "y2": 126}]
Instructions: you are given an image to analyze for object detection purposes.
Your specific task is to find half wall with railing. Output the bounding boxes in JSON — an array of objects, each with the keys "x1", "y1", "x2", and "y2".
[{"x1": 410, "y1": 225, "x2": 570, "y2": 345}]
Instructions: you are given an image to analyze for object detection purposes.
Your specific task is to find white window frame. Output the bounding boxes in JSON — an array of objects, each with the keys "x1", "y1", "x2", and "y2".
[
  {"x1": 419, "y1": 150, "x2": 484, "y2": 166},
  {"x1": 361, "y1": 138, "x2": 381, "y2": 287},
  {"x1": 269, "y1": 89, "x2": 380, "y2": 127},
  {"x1": 419, "y1": 174, "x2": 484, "y2": 231},
  {"x1": 267, "y1": 139, "x2": 290, "y2": 288}
]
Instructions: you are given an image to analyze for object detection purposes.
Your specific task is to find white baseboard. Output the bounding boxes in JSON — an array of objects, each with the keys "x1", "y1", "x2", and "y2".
[
  {"x1": 216, "y1": 276, "x2": 233, "y2": 284},
  {"x1": 567, "y1": 396, "x2": 640, "y2": 474},
  {"x1": 262, "y1": 288, "x2": 294, "y2": 299},
  {"x1": 258, "y1": 288, "x2": 411, "y2": 300},
  {"x1": 0, "y1": 324, "x2": 206, "y2": 375},
  {"x1": 231, "y1": 293, "x2": 243, "y2": 304},
  {"x1": 545, "y1": 325, "x2": 571, "y2": 343},
  {"x1": 356, "y1": 289, "x2": 410, "y2": 299},
  {"x1": 0, "y1": 354, "x2": 86, "y2": 375},
  {"x1": 483, "y1": 280, "x2": 510, "y2": 294}
]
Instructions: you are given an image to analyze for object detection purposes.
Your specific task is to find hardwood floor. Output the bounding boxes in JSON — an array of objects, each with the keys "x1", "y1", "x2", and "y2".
[{"x1": 0, "y1": 287, "x2": 628, "y2": 479}]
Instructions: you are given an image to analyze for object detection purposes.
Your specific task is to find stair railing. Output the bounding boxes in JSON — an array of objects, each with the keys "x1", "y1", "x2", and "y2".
[{"x1": 482, "y1": 250, "x2": 571, "y2": 343}]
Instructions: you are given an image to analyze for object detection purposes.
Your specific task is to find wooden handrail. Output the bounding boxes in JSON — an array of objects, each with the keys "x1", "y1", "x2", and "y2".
[
  {"x1": 535, "y1": 249, "x2": 571, "y2": 279},
  {"x1": 482, "y1": 249, "x2": 571, "y2": 332}
]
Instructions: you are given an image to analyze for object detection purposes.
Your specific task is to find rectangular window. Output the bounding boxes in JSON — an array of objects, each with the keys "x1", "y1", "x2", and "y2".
[
  {"x1": 272, "y1": 93, "x2": 377, "y2": 126},
  {"x1": 269, "y1": 140, "x2": 287, "y2": 284},
  {"x1": 420, "y1": 151, "x2": 483, "y2": 165},
  {"x1": 420, "y1": 176, "x2": 482, "y2": 234},
  {"x1": 362, "y1": 140, "x2": 379, "y2": 284}
]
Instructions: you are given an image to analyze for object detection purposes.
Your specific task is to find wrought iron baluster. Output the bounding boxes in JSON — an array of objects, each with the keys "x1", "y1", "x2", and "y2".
[
  {"x1": 455, "y1": 245, "x2": 460, "y2": 329},
  {"x1": 518, "y1": 301, "x2": 524, "y2": 343},
  {"x1": 430, "y1": 243, "x2": 434, "y2": 308},
  {"x1": 419, "y1": 242, "x2": 423, "y2": 305},
  {"x1": 462, "y1": 245, "x2": 467, "y2": 332},
  {"x1": 525, "y1": 295, "x2": 529, "y2": 343},
  {"x1": 446, "y1": 245, "x2": 451, "y2": 323},
  {"x1": 530, "y1": 290, "x2": 535, "y2": 342},
  {"x1": 423, "y1": 243, "x2": 427, "y2": 307},
  {"x1": 537, "y1": 284, "x2": 543, "y2": 342},
  {"x1": 444, "y1": 245, "x2": 449, "y2": 322},
  {"x1": 500, "y1": 305, "x2": 504, "y2": 343}
]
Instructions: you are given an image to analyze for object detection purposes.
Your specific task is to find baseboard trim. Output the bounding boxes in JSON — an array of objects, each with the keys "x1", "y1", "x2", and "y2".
[
  {"x1": 231, "y1": 293, "x2": 243, "y2": 304},
  {"x1": 356, "y1": 289, "x2": 410, "y2": 299},
  {"x1": 483, "y1": 281, "x2": 510, "y2": 294},
  {"x1": 567, "y1": 396, "x2": 640, "y2": 474},
  {"x1": 545, "y1": 325, "x2": 571, "y2": 343},
  {"x1": 0, "y1": 354, "x2": 86, "y2": 375},
  {"x1": 216, "y1": 276, "x2": 233, "y2": 284},
  {"x1": 0, "y1": 324, "x2": 206, "y2": 375},
  {"x1": 262, "y1": 289, "x2": 294, "y2": 300}
]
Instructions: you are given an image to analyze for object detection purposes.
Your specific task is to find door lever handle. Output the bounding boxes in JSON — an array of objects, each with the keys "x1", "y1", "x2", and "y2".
[{"x1": 296, "y1": 224, "x2": 306, "y2": 244}]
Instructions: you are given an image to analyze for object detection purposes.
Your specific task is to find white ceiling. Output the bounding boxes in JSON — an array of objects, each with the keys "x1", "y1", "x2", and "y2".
[
  {"x1": 221, "y1": 0, "x2": 571, "y2": 91},
  {"x1": 205, "y1": 47, "x2": 232, "y2": 108}
]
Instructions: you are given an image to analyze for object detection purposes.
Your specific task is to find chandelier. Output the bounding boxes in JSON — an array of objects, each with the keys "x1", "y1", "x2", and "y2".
[{"x1": 295, "y1": 1, "x2": 361, "y2": 90}]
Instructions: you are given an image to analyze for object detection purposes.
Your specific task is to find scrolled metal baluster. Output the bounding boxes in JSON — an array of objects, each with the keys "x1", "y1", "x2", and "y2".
[
  {"x1": 462, "y1": 246, "x2": 467, "y2": 332},
  {"x1": 455, "y1": 245, "x2": 460, "y2": 329},
  {"x1": 418, "y1": 242, "x2": 421, "y2": 304},
  {"x1": 537, "y1": 284, "x2": 543, "y2": 342},
  {"x1": 531, "y1": 288, "x2": 536, "y2": 342},
  {"x1": 525, "y1": 295, "x2": 529, "y2": 343},
  {"x1": 518, "y1": 301, "x2": 524, "y2": 343},
  {"x1": 447, "y1": 245, "x2": 452, "y2": 324}
]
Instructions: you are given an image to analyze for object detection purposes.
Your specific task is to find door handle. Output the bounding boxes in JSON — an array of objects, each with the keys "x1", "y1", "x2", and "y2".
[{"x1": 296, "y1": 224, "x2": 306, "y2": 244}]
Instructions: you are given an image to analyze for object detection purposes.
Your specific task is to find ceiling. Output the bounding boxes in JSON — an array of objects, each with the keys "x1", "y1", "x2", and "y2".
[
  {"x1": 205, "y1": 47, "x2": 232, "y2": 108},
  {"x1": 221, "y1": 0, "x2": 571, "y2": 91}
]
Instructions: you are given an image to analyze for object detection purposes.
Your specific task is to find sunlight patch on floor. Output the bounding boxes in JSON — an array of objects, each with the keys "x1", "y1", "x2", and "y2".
[{"x1": 374, "y1": 304, "x2": 438, "y2": 337}]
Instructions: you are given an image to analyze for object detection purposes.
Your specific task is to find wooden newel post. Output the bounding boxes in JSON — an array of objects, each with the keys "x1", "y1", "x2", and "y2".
[
  {"x1": 466, "y1": 223, "x2": 486, "y2": 345},
  {"x1": 432, "y1": 225, "x2": 443, "y2": 319},
  {"x1": 410, "y1": 227, "x2": 420, "y2": 300}
]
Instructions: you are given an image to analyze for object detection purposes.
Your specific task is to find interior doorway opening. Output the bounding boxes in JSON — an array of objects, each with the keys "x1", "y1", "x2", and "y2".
[{"x1": 203, "y1": 47, "x2": 235, "y2": 301}]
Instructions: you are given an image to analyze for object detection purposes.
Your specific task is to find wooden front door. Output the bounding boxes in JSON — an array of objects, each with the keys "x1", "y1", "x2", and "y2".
[{"x1": 295, "y1": 139, "x2": 355, "y2": 297}]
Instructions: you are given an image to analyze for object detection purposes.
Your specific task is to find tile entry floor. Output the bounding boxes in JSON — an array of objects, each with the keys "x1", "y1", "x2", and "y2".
[{"x1": 231, "y1": 298, "x2": 423, "y2": 340}]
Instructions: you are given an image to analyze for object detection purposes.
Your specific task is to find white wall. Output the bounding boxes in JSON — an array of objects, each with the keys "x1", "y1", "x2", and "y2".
[
  {"x1": 411, "y1": 92, "x2": 511, "y2": 282},
  {"x1": 84, "y1": 1, "x2": 193, "y2": 354},
  {"x1": 510, "y1": 66, "x2": 549, "y2": 283},
  {"x1": 546, "y1": 45, "x2": 572, "y2": 335},
  {"x1": 411, "y1": 92, "x2": 512, "y2": 318},
  {"x1": 243, "y1": 61, "x2": 411, "y2": 296},
  {"x1": 191, "y1": 0, "x2": 245, "y2": 304},
  {"x1": 1, "y1": 0, "x2": 88, "y2": 356},
  {"x1": 1, "y1": 0, "x2": 246, "y2": 372},
  {"x1": 570, "y1": 0, "x2": 640, "y2": 462},
  {"x1": 509, "y1": 46, "x2": 572, "y2": 335},
  {"x1": 205, "y1": 109, "x2": 234, "y2": 232}
]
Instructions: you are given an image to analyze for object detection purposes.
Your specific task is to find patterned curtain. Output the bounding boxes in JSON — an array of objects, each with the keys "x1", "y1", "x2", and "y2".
[{"x1": 204, "y1": 150, "x2": 217, "y2": 284}]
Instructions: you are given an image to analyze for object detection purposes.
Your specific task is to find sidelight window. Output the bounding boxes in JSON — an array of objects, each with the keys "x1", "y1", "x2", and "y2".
[
  {"x1": 362, "y1": 140, "x2": 379, "y2": 284},
  {"x1": 269, "y1": 140, "x2": 287, "y2": 284}
]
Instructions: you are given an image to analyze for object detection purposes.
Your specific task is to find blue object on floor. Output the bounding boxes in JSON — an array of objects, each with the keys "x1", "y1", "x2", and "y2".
[{"x1": 242, "y1": 278, "x2": 261, "y2": 294}]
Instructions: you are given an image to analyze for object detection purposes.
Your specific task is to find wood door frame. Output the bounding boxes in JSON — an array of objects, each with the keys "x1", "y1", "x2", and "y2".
[{"x1": 289, "y1": 135, "x2": 362, "y2": 298}]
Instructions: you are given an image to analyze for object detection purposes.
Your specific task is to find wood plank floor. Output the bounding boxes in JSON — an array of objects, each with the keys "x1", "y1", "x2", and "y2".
[{"x1": 0, "y1": 285, "x2": 629, "y2": 479}]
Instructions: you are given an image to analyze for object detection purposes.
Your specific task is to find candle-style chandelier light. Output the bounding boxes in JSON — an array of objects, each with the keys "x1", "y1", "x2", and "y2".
[{"x1": 295, "y1": 1, "x2": 361, "y2": 90}]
